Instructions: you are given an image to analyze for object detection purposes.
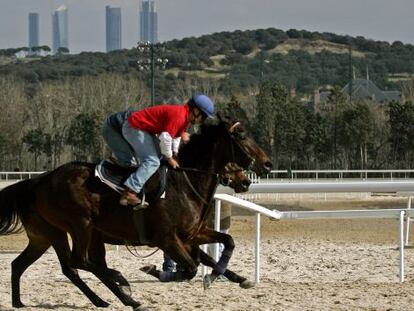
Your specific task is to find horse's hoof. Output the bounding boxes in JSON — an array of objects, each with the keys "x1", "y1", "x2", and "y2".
[
  {"x1": 203, "y1": 274, "x2": 212, "y2": 290},
  {"x1": 95, "y1": 300, "x2": 110, "y2": 308},
  {"x1": 139, "y1": 264, "x2": 156, "y2": 274},
  {"x1": 12, "y1": 301, "x2": 25, "y2": 308},
  {"x1": 120, "y1": 285, "x2": 132, "y2": 296},
  {"x1": 133, "y1": 306, "x2": 149, "y2": 311},
  {"x1": 240, "y1": 280, "x2": 255, "y2": 289}
]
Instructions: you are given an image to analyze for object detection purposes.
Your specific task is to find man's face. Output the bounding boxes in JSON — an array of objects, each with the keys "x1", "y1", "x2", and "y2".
[{"x1": 190, "y1": 107, "x2": 206, "y2": 125}]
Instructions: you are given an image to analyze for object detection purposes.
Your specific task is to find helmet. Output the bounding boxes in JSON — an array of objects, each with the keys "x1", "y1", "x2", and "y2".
[{"x1": 189, "y1": 94, "x2": 214, "y2": 118}]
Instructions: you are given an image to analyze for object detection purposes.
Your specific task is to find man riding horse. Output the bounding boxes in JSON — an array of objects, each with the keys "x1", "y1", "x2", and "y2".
[
  {"x1": 102, "y1": 94, "x2": 214, "y2": 206},
  {"x1": 0, "y1": 101, "x2": 272, "y2": 310}
]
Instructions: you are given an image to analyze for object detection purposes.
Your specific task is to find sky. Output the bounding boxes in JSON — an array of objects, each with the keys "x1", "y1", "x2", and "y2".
[{"x1": 0, "y1": 0, "x2": 413, "y2": 54}]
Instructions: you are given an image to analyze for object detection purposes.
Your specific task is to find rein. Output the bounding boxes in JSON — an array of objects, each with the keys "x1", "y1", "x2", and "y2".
[
  {"x1": 182, "y1": 171, "x2": 212, "y2": 207},
  {"x1": 124, "y1": 243, "x2": 160, "y2": 258},
  {"x1": 175, "y1": 167, "x2": 218, "y2": 176},
  {"x1": 177, "y1": 168, "x2": 220, "y2": 242},
  {"x1": 174, "y1": 120, "x2": 253, "y2": 241}
]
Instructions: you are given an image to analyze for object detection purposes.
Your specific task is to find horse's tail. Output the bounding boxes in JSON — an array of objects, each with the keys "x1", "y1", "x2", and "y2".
[{"x1": 0, "y1": 179, "x2": 34, "y2": 235}]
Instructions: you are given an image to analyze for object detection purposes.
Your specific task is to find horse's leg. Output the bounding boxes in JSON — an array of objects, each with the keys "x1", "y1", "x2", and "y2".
[
  {"x1": 79, "y1": 263, "x2": 145, "y2": 310},
  {"x1": 17, "y1": 213, "x2": 110, "y2": 308},
  {"x1": 52, "y1": 226, "x2": 141, "y2": 309},
  {"x1": 11, "y1": 237, "x2": 50, "y2": 308},
  {"x1": 55, "y1": 228, "x2": 142, "y2": 310},
  {"x1": 194, "y1": 229, "x2": 234, "y2": 275},
  {"x1": 88, "y1": 231, "x2": 131, "y2": 296},
  {"x1": 67, "y1": 221, "x2": 93, "y2": 268},
  {"x1": 187, "y1": 244, "x2": 249, "y2": 286},
  {"x1": 52, "y1": 231, "x2": 111, "y2": 308},
  {"x1": 198, "y1": 250, "x2": 254, "y2": 289},
  {"x1": 141, "y1": 237, "x2": 198, "y2": 282},
  {"x1": 192, "y1": 228, "x2": 254, "y2": 289}
]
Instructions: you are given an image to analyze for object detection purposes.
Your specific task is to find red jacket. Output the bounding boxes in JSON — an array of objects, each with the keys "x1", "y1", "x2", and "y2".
[{"x1": 128, "y1": 104, "x2": 190, "y2": 138}]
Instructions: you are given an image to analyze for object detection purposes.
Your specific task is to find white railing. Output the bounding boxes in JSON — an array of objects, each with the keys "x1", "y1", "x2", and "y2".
[
  {"x1": 0, "y1": 171, "x2": 44, "y2": 181},
  {"x1": 237, "y1": 180, "x2": 414, "y2": 193},
  {"x1": 212, "y1": 181, "x2": 414, "y2": 283},
  {"x1": 3, "y1": 169, "x2": 414, "y2": 182},
  {"x1": 258, "y1": 169, "x2": 414, "y2": 181}
]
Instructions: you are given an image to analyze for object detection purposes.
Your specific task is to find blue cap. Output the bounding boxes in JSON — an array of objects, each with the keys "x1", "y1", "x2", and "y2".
[{"x1": 190, "y1": 94, "x2": 214, "y2": 118}]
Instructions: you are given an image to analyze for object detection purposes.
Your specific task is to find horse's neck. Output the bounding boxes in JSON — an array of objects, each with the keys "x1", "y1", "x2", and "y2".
[
  {"x1": 186, "y1": 171, "x2": 218, "y2": 201},
  {"x1": 177, "y1": 134, "x2": 227, "y2": 203},
  {"x1": 167, "y1": 169, "x2": 219, "y2": 208}
]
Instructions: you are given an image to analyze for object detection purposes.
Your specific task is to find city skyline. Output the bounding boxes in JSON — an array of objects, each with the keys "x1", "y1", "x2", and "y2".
[{"x1": 1, "y1": 0, "x2": 414, "y2": 54}]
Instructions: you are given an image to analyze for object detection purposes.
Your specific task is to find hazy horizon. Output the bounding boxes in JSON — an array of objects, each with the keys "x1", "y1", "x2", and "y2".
[{"x1": 1, "y1": 0, "x2": 413, "y2": 54}]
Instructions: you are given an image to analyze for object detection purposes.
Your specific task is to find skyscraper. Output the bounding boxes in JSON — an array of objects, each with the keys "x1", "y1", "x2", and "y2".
[
  {"x1": 28, "y1": 13, "x2": 39, "y2": 49},
  {"x1": 106, "y1": 6, "x2": 122, "y2": 52},
  {"x1": 140, "y1": 0, "x2": 158, "y2": 43},
  {"x1": 52, "y1": 5, "x2": 69, "y2": 54}
]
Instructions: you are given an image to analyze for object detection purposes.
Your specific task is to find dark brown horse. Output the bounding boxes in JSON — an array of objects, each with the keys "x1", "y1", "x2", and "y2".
[
  {"x1": 0, "y1": 117, "x2": 271, "y2": 310},
  {"x1": 95, "y1": 161, "x2": 253, "y2": 288}
]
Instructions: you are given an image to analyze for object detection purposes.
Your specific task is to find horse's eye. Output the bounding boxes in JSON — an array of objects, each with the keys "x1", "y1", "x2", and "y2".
[
  {"x1": 221, "y1": 177, "x2": 231, "y2": 186},
  {"x1": 232, "y1": 131, "x2": 246, "y2": 140}
]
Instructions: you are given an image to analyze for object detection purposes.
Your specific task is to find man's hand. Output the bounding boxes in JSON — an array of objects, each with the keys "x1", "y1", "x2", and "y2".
[
  {"x1": 168, "y1": 157, "x2": 180, "y2": 169},
  {"x1": 181, "y1": 132, "x2": 190, "y2": 142}
]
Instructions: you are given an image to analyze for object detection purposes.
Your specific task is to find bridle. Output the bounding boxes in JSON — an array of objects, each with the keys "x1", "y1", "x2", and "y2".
[
  {"x1": 174, "y1": 121, "x2": 255, "y2": 241},
  {"x1": 228, "y1": 122, "x2": 255, "y2": 172}
]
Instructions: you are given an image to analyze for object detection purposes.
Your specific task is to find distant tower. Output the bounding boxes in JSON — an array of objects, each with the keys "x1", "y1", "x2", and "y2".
[
  {"x1": 52, "y1": 5, "x2": 69, "y2": 54},
  {"x1": 106, "y1": 6, "x2": 122, "y2": 52},
  {"x1": 28, "y1": 13, "x2": 39, "y2": 50},
  {"x1": 140, "y1": 0, "x2": 158, "y2": 43}
]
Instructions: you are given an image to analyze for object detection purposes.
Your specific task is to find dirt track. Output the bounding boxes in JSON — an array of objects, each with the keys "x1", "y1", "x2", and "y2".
[{"x1": 1, "y1": 196, "x2": 414, "y2": 310}]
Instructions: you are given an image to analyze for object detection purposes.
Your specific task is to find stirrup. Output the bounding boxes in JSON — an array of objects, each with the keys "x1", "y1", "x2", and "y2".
[{"x1": 133, "y1": 193, "x2": 149, "y2": 210}]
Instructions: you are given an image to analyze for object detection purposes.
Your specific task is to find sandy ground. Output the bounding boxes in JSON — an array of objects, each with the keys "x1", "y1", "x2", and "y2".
[{"x1": 1, "y1": 196, "x2": 414, "y2": 310}]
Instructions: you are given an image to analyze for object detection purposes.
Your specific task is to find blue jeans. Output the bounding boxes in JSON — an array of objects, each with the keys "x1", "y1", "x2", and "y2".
[
  {"x1": 121, "y1": 122, "x2": 161, "y2": 193},
  {"x1": 102, "y1": 113, "x2": 161, "y2": 194},
  {"x1": 102, "y1": 113, "x2": 137, "y2": 167}
]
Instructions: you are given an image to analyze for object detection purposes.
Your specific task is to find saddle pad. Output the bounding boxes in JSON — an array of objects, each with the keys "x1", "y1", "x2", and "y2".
[
  {"x1": 95, "y1": 160, "x2": 136, "y2": 193},
  {"x1": 95, "y1": 159, "x2": 167, "y2": 203}
]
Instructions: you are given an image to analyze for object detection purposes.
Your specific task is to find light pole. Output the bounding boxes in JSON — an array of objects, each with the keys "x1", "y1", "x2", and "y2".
[{"x1": 137, "y1": 41, "x2": 168, "y2": 106}]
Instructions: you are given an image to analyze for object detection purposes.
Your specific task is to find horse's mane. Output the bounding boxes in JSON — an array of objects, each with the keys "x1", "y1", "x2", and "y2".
[{"x1": 178, "y1": 121, "x2": 225, "y2": 167}]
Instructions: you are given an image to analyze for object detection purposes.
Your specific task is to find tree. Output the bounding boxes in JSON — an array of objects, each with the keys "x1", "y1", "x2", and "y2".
[
  {"x1": 40, "y1": 45, "x2": 51, "y2": 52},
  {"x1": 57, "y1": 47, "x2": 70, "y2": 55},
  {"x1": 338, "y1": 103, "x2": 375, "y2": 168},
  {"x1": 22, "y1": 128, "x2": 50, "y2": 170},
  {"x1": 219, "y1": 95, "x2": 249, "y2": 129},
  {"x1": 253, "y1": 82, "x2": 290, "y2": 167},
  {"x1": 66, "y1": 112, "x2": 101, "y2": 161},
  {"x1": 327, "y1": 86, "x2": 348, "y2": 168},
  {"x1": 273, "y1": 96, "x2": 308, "y2": 169},
  {"x1": 388, "y1": 101, "x2": 414, "y2": 167}
]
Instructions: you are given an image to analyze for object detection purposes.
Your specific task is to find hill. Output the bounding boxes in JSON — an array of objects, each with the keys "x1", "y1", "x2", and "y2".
[{"x1": 0, "y1": 28, "x2": 413, "y2": 95}]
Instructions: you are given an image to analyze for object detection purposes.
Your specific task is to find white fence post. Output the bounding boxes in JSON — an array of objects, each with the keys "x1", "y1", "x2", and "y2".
[
  {"x1": 400, "y1": 211, "x2": 405, "y2": 282},
  {"x1": 213, "y1": 199, "x2": 221, "y2": 262},
  {"x1": 405, "y1": 196, "x2": 411, "y2": 246},
  {"x1": 255, "y1": 212, "x2": 261, "y2": 283}
]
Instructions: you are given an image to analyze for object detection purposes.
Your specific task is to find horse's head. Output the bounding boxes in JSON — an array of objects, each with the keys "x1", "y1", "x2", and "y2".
[
  {"x1": 179, "y1": 116, "x2": 271, "y2": 176},
  {"x1": 220, "y1": 162, "x2": 251, "y2": 193},
  {"x1": 219, "y1": 115, "x2": 273, "y2": 176}
]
